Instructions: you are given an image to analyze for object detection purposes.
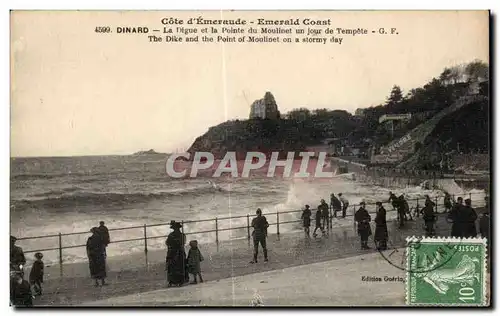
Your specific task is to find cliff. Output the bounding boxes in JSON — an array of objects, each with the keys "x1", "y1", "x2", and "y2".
[{"x1": 187, "y1": 114, "x2": 359, "y2": 159}]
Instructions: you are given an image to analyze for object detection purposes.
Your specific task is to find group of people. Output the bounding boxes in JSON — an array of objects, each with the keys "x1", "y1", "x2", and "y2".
[
  {"x1": 164, "y1": 208, "x2": 271, "y2": 286},
  {"x1": 300, "y1": 191, "x2": 490, "y2": 252},
  {"x1": 300, "y1": 193, "x2": 350, "y2": 238},
  {"x1": 10, "y1": 236, "x2": 44, "y2": 307},
  {"x1": 86, "y1": 221, "x2": 111, "y2": 287},
  {"x1": 11, "y1": 192, "x2": 490, "y2": 306},
  {"x1": 165, "y1": 220, "x2": 205, "y2": 287}
]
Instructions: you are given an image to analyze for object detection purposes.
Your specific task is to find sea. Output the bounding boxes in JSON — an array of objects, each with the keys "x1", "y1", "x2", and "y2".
[{"x1": 10, "y1": 154, "x2": 486, "y2": 266}]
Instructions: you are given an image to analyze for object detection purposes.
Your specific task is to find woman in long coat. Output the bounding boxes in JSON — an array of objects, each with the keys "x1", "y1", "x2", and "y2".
[
  {"x1": 374, "y1": 202, "x2": 388, "y2": 250},
  {"x1": 86, "y1": 227, "x2": 107, "y2": 287},
  {"x1": 165, "y1": 221, "x2": 187, "y2": 287}
]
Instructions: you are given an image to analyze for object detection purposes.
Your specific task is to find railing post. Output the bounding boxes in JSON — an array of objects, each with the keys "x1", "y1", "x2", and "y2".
[
  {"x1": 215, "y1": 217, "x2": 219, "y2": 244},
  {"x1": 435, "y1": 196, "x2": 438, "y2": 213},
  {"x1": 469, "y1": 192, "x2": 472, "y2": 202},
  {"x1": 247, "y1": 214, "x2": 250, "y2": 240},
  {"x1": 58, "y1": 233, "x2": 63, "y2": 277},
  {"x1": 143, "y1": 224, "x2": 148, "y2": 253},
  {"x1": 276, "y1": 212, "x2": 280, "y2": 236}
]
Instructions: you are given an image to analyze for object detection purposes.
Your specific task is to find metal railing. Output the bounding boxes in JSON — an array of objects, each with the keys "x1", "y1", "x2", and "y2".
[{"x1": 15, "y1": 192, "x2": 484, "y2": 277}]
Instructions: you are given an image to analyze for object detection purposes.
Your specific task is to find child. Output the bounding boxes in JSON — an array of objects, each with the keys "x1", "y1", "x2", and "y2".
[
  {"x1": 187, "y1": 240, "x2": 204, "y2": 284},
  {"x1": 29, "y1": 252, "x2": 44, "y2": 297}
]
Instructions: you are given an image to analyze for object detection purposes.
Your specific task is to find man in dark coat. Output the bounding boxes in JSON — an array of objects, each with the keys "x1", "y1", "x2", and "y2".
[
  {"x1": 479, "y1": 208, "x2": 490, "y2": 241},
  {"x1": 374, "y1": 202, "x2": 388, "y2": 251},
  {"x1": 97, "y1": 221, "x2": 110, "y2": 257},
  {"x1": 330, "y1": 194, "x2": 342, "y2": 219},
  {"x1": 388, "y1": 192, "x2": 399, "y2": 211},
  {"x1": 165, "y1": 221, "x2": 187, "y2": 287},
  {"x1": 319, "y1": 199, "x2": 330, "y2": 230},
  {"x1": 461, "y1": 199, "x2": 478, "y2": 238},
  {"x1": 421, "y1": 202, "x2": 436, "y2": 236},
  {"x1": 86, "y1": 227, "x2": 107, "y2": 287},
  {"x1": 313, "y1": 208, "x2": 324, "y2": 238},
  {"x1": 301, "y1": 205, "x2": 312, "y2": 237},
  {"x1": 251, "y1": 208, "x2": 269, "y2": 263},
  {"x1": 11, "y1": 273, "x2": 33, "y2": 307},
  {"x1": 355, "y1": 201, "x2": 372, "y2": 250},
  {"x1": 448, "y1": 197, "x2": 464, "y2": 237},
  {"x1": 10, "y1": 236, "x2": 26, "y2": 276}
]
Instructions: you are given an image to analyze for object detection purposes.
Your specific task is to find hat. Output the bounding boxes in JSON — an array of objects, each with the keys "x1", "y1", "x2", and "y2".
[
  {"x1": 360, "y1": 201, "x2": 366, "y2": 205},
  {"x1": 305, "y1": 204, "x2": 310, "y2": 209},
  {"x1": 170, "y1": 220, "x2": 182, "y2": 229},
  {"x1": 376, "y1": 201, "x2": 382, "y2": 206},
  {"x1": 90, "y1": 227, "x2": 98, "y2": 233},
  {"x1": 35, "y1": 252, "x2": 43, "y2": 259},
  {"x1": 338, "y1": 193, "x2": 342, "y2": 196}
]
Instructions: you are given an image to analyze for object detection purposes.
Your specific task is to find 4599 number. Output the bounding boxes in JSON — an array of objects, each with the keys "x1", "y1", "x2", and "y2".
[{"x1": 95, "y1": 27, "x2": 111, "y2": 33}]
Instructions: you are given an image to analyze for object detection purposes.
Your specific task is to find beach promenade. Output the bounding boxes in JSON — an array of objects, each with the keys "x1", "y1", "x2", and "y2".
[{"x1": 29, "y1": 208, "x2": 475, "y2": 307}]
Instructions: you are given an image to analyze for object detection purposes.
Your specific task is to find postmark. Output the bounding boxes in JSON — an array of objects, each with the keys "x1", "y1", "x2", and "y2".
[
  {"x1": 378, "y1": 236, "x2": 459, "y2": 274},
  {"x1": 405, "y1": 237, "x2": 487, "y2": 306}
]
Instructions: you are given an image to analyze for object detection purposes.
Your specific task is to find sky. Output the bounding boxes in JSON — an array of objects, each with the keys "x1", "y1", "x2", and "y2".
[{"x1": 10, "y1": 10, "x2": 489, "y2": 157}]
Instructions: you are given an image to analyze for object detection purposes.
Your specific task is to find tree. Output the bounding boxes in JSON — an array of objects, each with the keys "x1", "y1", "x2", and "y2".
[
  {"x1": 385, "y1": 85, "x2": 404, "y2": 113},
  {"x1": 465, "y1": 60, "x2": 489, "y2": 83},
  {"x1": 286, "y1": 108, "x2": 311, "y2": 122}
]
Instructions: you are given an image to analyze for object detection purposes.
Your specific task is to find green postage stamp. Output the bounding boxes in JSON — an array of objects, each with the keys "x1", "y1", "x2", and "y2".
[{"x1": 406, "y1": 237, "x2": 488, "y2": 306}]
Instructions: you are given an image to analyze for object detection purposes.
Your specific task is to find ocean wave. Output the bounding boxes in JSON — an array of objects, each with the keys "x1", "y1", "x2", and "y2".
[{"x1": 10, "y1": 185, "x2": 235, "y2": 210}]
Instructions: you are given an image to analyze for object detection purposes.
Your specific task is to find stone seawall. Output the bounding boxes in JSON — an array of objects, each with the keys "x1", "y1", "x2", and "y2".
[{"x1": 329, "y1": 157, "x2": 488, "y2": 191}]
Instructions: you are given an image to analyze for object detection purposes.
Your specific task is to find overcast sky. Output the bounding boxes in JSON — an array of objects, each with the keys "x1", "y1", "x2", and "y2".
[{"x1": 11, "y1": 11, "x2": 488, "y2": 157}]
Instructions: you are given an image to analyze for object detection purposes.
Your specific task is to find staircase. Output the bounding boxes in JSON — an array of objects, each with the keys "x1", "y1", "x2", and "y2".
[{"x1": 371, "y1": 94, "x2": 487, "y2": 165}]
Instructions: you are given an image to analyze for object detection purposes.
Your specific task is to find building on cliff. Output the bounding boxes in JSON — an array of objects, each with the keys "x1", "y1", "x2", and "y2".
[{"x1": 249, "y1": 91, "x2": 280, "y2": 119}]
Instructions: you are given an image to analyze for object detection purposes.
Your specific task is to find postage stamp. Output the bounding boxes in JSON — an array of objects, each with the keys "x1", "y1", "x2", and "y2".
[{"x1": 406, "y1": 237, "x2": 488, "y2": 306}]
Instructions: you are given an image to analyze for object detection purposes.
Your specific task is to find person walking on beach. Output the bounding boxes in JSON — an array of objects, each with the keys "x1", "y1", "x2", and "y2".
[
  {"x1": 165, "y1": 221, "x2": 187, "y2": 287},
  {"x1": 301, "y1": 205, "x2": 312, "y2": 237},
  {"x1": 319, "y1": 199, "x2": 330, "y2": 230},
  {"x1": 448, "y1": 197, "x2": 464, "y2": 237},
  {"x1": 29, "y1": 252, "x2": 44, "y2": 297},
  {"x1": 330, "y1": 194, "x2": 341, "y2": 219},
  {"x1": 355, "y1": 201, "x2": 372, "y2": 250},
  {"x1": 374, "y1": 202, "x2": 388, "y2": 251},
  {"x1": 187, "y1": 240, "x2": 204, "y2": 284},
  {"x1": 86, "y1": 227, "x2": 107, "y2": 287},
  {"x1": 313, "y1": 207, "x2": 324, "y2": 238},
  {"x1": 338, "y1": 193, "x2": 349, "y2": 218},
  {"x1": 97, "y1": 221, "x2": 110, "y2": 257},
  {"x1": 251, "y1": 208, "x2": 269, "y2": 263}
]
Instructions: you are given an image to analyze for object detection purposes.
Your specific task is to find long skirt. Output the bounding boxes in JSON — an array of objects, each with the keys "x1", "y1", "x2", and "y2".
[
  {"x1": 88, "y1": 253, "x2": 106, "y2": 279},
  {"x1": 166, "y1": 250, "x2": 187, "y2": 285}
]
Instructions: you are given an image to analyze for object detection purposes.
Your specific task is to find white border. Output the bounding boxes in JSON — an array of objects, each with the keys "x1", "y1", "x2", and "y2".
[
  {"x1": 2, "y1": 1, "x2": 498, "y2": 315},
  {"x1": 405, "y1": 236, "x2": 488, "y2": 306}
]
